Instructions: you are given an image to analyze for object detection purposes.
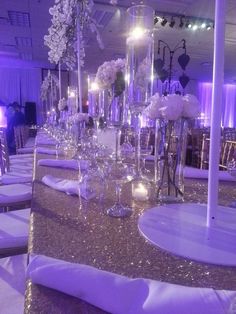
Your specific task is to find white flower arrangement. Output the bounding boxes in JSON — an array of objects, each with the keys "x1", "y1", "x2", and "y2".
[
  {"x1": 135, "y1": 57, "x2": 152, "y2": 89},
  {"x1": 144, "y1": 93, "x2": 162, "y2": 119},
  {"x1": 182, "y1": 94, "x2": 201, "y2": 118},
  {"x1": 159, "y1": 94, "x2": 184, "y2": 121},
  {"x1": 144, "y1": 93, "x2": 200, "y2": 121},
  {"x1": 67, "y1": 112, "x2": 89, "y2": 124},
  {"x1": 95, "y1": 58, "x2": 126, "y2": 90},
  {"x1": 45, "y1": 0, "x2": 103, "y2": 70},
  {"x1": 58, "y1": 98, "x2": 67, "y2": 111},
  {"x1": 40, "y1": 72, "x2": 59, "y2": 101}
]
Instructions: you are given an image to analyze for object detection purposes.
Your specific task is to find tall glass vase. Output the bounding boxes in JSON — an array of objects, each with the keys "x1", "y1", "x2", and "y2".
[
  {"x1": 88, "y1": 74, "x2": 100, "y2": 129},
  {"x1": 154, "y1": 118, "x2": 188, "y2": 203},
  {"x1": 125, "y1": 5, "x2": 154, "y2": 174},
  {"x1": 107, "y1": 91, "x2": 124, "y2": 128},
  {"x1": 126, "y1": 5, "x2": 154, "y2": 115}
]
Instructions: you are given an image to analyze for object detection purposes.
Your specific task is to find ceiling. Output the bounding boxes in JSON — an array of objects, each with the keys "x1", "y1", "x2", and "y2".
[{"x1": 0, "y1": 0, "x2": 235, "y2": 82}]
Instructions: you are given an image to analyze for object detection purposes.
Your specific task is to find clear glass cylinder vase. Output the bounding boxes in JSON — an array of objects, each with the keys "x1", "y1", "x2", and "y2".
[
  {"x1": 107, "y1": 91, "x2": 124, "y2": 128},
  {"x1": 88, "y1": 74, "x2": 100, "y2": 127},
  {"x1": 126, "y1": 5, "x2": 154, "y2": 115},
  {"x1": 154, "y1": 118, "x2": 188, "y2": 203}
]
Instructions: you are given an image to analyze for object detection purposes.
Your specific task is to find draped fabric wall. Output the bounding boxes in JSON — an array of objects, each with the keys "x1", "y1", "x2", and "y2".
[
  {"x1": 0, "y1": 68, "x2": 43, "y2": 124},
  {"x1": 198, "y1": 82, "x2": 236, "y2": 127}
]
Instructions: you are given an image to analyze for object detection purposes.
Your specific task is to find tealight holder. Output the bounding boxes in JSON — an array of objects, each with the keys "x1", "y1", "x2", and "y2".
[{"x1": 131, "y1": 178, "x2": 152, "y2": 202}]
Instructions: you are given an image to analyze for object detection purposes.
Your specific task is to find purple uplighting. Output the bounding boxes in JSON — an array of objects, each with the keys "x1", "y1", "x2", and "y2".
[
  {"x1": 198, "y1": 82, "x2": 236, "y2": 127},
  {"x1": 0, "y1": 106, "x2": 7, "y2": 127}
]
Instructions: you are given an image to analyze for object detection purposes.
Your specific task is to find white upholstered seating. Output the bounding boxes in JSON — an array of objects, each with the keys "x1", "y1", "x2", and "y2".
[
  {"x1": 0, "y1": 129, "x2": 33, "y2": 184},
  {"x1": 0, "y1": 254, "x2": 26, "y2": 314},
  {"x1": 0, "y1": 183, "x2": 32, "y2": 205},
  {"x1": 0, "y1": 209, "x2": 30, "y2": 250}
]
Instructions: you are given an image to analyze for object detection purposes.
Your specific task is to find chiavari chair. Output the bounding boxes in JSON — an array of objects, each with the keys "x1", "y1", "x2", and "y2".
[
  {"x1": 220, "y1": 140, "x2": 236, "y2": 169},
  {"x1": 14, "y1": 125, "x2": 34, "y2": 154},
  {"x1": 200, "y1": 134, "x2": 210, "y2": 169},
  {"x1": 0, "y1": 142, "x2": 31, "y2": 255},
  {"x1": 0, "y1": 129, "x2": 33, "y2": 180},
  {"x1": 191, "y1": 129, "x2": 210, "y2": 168}
]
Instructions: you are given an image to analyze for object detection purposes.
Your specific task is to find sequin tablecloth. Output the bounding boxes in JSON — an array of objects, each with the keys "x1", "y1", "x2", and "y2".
[{"x1": 25, "y1": 153, "x2": 236, "y2": 313}]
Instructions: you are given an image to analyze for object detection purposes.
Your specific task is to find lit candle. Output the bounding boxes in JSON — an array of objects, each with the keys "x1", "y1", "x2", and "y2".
[{"x1": 132, "y1": 183, "x2": 148, "y2": 201}]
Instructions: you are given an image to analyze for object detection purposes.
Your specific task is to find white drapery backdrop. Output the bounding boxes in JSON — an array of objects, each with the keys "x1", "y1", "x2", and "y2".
[
  {"x1": 198, "y1": 82, "x2": 236, "y2": 127},
  {"x1": 0, "y1": 68, "x2": 43, "y2": 124}
]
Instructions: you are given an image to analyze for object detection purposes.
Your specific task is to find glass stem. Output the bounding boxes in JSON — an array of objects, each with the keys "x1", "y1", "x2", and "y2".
[
  {"x1": 135, "y1": 113, "x2": 142, "y2": 174},
  {"x1": 115, "y1": 128, "x2": 121, "y2": 163},
  {"x1": 115, "y1": 183, "x2": 121, "y2": 204}
]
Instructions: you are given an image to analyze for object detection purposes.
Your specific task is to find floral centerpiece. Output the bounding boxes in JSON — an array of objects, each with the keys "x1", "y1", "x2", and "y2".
[
  {"x1": 95, "y1": 58, "x2": 126, "y2": 127},
  {"x1": 58, "y1": 98, "x2": 68, "y2": 111},
  {"x1": 67, "y1": 112, "x2": 89, "y2": 124},
  {"x1": 40, "y1": 72, "x2": 59, "y2": 102},
  {"x1": 145, "y1": 93, "x2": 200, "y2": 202},
  {"x1": 95, "y1": 58, "x2": 126, "y2": 96},
  {"x1": 44, "y1": 0, "x2": 103, "y2": 70},
  {"x1": 69, "y1": 112, "x2": 90, "y2": 142}
]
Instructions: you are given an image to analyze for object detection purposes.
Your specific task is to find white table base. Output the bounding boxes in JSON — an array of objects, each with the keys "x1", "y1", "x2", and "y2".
[{"x1": 138, "y1": 203, "x2": 236, "y2": 266}]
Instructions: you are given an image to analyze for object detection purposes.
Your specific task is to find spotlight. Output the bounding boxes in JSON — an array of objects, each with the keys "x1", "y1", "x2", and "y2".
[
  {"x1": 201, "y1": 22, "x2": 206, "y2": 29},
  {"x1": 179, "y1": 17, "x2": 184, "y2": 28},
  {"x1": 169, "y1": 17, "x2": 175, "y2": 28},
  {"x1": 192, "y1": 24, "x2": 198, "y2": 31},
  {"x1": 186, "y1": 21, "x2": 192, "y2": 28},
  {"x1": 161, "y1": 17, "x2": 167, "y2": 26},
  {"x1": 206, "y1": 24, "x2": 211, "y2": 30}
]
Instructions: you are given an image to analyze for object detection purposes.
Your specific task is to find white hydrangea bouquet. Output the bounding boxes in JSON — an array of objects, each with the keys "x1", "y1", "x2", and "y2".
[
  {"x1": 40, "y1": 72, "x2": 59, "y2": 102},
  {"x1": 95, "y1": 58, "x2": 126, "y2": 96},
  {"x1": 67, "y1": 112, "x2": 89, "y2": 124},
  {"x1": 144, "y1": 93, "x2": 200, "y2": 202},
  {"x1": 58, "y1": 98, "x2": 68, "y2": 111},
  {"x1": 144, "y1": 93, "x2": 200, "y2": 121},
  {"x1": 95, "y1": 58, "x2": 126, "y2": 127}
]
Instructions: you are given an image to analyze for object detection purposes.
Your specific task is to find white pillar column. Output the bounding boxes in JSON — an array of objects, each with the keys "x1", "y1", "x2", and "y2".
[
  {"x1": 77, "y1": 5, "x2": 83, "y2": 113},
  {"x1": 207, "y1": 0, "x2": 226, "y2": 227},
  {"x1": 59, "y1": 61, "x2": 62, "y2": 100}
]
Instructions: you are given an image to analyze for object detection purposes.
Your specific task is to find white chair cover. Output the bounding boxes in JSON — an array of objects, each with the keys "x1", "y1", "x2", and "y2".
[
  {"x1": 0, "y1": 208, "x2": 30, "y2": 249},
  {"x1": 0, "y1": 184, "x2": 32, "y2": 204},
  {"x1": 17, "y1": 147, "x2": 34, "y2": 154},
  {"x1": 10, "y1": 154, "x2": 33, "y2": 160},
  {"x1": 0, "y1": 171, "x2": 32, "y2": 184},
  {"x1": 0, "y1": 254, "x2": 26, "y2": 314}
]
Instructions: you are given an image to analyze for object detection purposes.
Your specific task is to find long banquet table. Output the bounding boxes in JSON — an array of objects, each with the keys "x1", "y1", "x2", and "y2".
[{"x1": 25, "y1": 149, "x2": 236, "y2": 313}]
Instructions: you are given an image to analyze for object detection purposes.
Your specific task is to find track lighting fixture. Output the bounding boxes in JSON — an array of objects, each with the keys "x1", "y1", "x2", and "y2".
[
  {"x1": 154, "y1": 16, "x2": 159, "y2": 25},
  {"x1": 161, "y1": 17, "x2": 167, "y2": 26},
  {"x1": 154, "y1": 12, "x2": 213, "y2": 32},
  {"x1": 169, "y1": 17, "x2": 175, "y2": 28},
  {"x1": 179, "y1": 17, "x2": 184, "y2": 28}
]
